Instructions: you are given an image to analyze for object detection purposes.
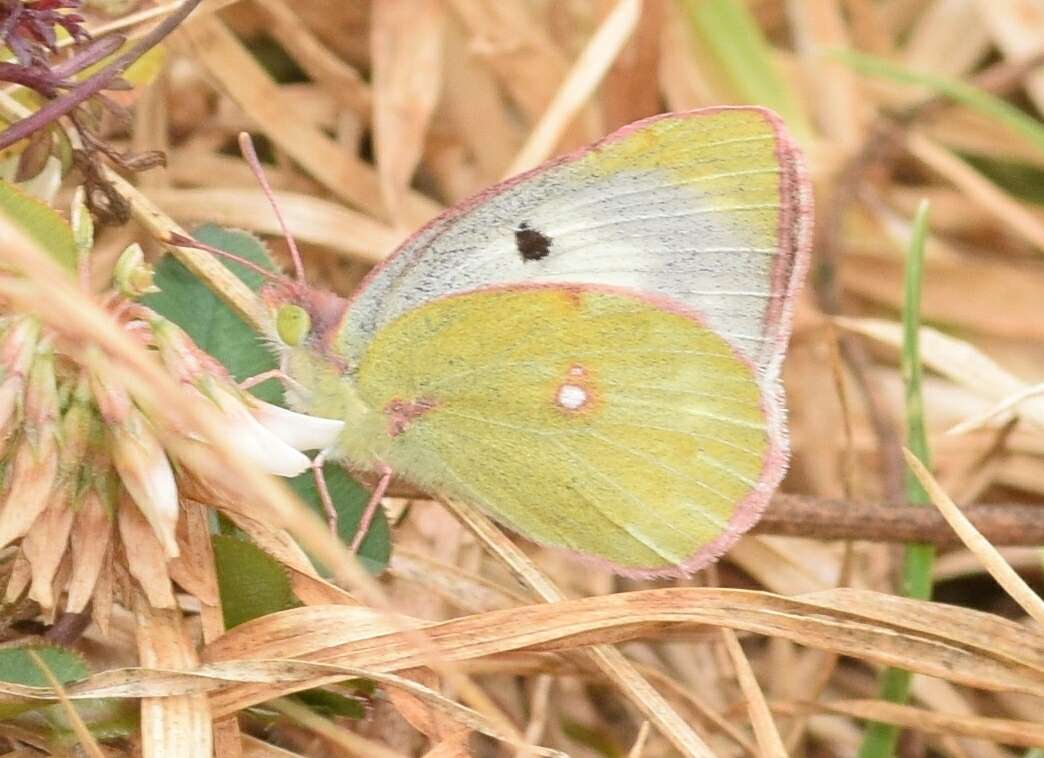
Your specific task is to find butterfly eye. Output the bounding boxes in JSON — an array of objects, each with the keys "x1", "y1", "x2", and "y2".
[{"x1": 276, "y1": 304, "x2": 311, "y2": 346}]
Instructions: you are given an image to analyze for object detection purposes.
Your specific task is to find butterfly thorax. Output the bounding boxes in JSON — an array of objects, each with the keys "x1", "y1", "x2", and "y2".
[
  {"x1": 282, "y1": 343, "x2": 392, "y2": 470},
  {"x1": 264, "y1": 281, "x2": 392, "y2": 471}
]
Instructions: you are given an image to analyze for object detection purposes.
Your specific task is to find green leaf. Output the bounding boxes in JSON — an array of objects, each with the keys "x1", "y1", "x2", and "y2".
[
  {"x1": 293, "y1": 688, "x2": 368, "y2": 719},
  {"x1": 561, "y1": 718, "x2": 622, "y2": 758},
  {"x1": 676, "y1": 0, "x2": 810, "y2": 140},
  {"x1": 287, "y1": 464, "x2": 391, "y2": 575},
  {"x1": 212, "y1": 533, "x2": 298, "y2": 629},
  {"x1": 859, "y1": 201, "x2": 935, "y2": 758},
  {"x1": 0, "y1": 645, "x2": 88, "y2": 687},
  {"x1": 42, "y1": 697, "x2": 139, "y2": 745},
  {"x1": 832, "y1": 49, "x2": 1044, "y2": 159},
  {"x1": 144, "y1": 225, "x2": 389, "y2": 573},
  {"x1": 0, "y1": 179, "x2": 77, "y2": 270},
  {"x1": 141, "y1": 224, "x2": 283, "y2": 405}
]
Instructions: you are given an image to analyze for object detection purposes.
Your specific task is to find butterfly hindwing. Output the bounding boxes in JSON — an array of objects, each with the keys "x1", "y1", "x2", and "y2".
[{"x1": 349, "y1": 286, "x2": 779, "y2": 577}]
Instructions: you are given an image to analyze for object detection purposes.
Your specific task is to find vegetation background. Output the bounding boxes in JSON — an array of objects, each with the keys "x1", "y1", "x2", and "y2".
[{"x1": 0, "y1": 0, "x2": 1043, "y2": 756}]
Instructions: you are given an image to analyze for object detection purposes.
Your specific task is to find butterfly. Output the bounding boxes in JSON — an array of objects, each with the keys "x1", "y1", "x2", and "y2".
[{"x1": 260, "y1": 106, "x2": 811, "y2": 578}]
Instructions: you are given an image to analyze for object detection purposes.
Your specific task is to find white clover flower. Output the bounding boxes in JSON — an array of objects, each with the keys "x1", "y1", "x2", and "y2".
[{"x1": 209, "y1": 388, "x2": 323, "y2": 478}]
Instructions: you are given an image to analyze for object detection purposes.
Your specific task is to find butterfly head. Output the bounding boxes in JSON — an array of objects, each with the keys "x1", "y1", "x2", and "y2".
[
  {"x1": 262, "y1": 280, "x2": 349, "y2": 360},
  {"x1": 261, "y1": 279, "x2": 369, "y2": 432}
]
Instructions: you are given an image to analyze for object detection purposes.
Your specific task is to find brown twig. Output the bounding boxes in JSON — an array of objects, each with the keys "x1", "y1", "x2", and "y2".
[
  {"x1": 754, "y1": 494, "x2": 1044, "y2": 547},
  {"x1": 383, "y1": 483, "x2": 1044, "y2": 547},
  {"x1": 43, "y1": 610, "x2": 92, "y2": 646}
]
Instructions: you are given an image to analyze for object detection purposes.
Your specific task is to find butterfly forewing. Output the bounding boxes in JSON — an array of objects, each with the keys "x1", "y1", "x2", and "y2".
[{"x1": 338, "y1": 107, "x2": 810, "y2": 382}]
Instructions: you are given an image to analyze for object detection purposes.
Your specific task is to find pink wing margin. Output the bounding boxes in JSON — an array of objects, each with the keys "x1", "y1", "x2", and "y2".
[
  {"x1": 612, "y1": 109, "x2": 813, "y2": 578},
  {"x1": 347, "y1": 106, "x2": 814, "y2": 579}
]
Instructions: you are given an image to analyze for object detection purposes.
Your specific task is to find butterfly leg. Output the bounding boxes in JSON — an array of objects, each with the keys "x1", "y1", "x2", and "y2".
[
  {"x1": 311, "y1": 448, "x2": 339, "y2": 536},
  {"x1": 350, "y1": 464, "x2": 392, "y2": 554},
  {"x1": 239, "y1": 369, "x2": 302, "y2": 392},
  {"x1": 240, "y1": 353, "x2": 305, "y2": 393}
]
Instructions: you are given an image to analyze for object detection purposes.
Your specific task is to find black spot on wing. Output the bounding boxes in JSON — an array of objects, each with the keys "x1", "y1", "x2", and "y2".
[{"x1": 515, "y1": 222, "x2": 552, "y2": 262}]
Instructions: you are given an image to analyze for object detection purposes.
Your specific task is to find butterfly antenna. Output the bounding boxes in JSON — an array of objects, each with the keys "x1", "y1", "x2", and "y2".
[
  {"x1": 238, "y1": 131, "x2": 306, "y2": 283},
  {"x1": 167, "y1": 232, "x2": 282, "y2": 282}
]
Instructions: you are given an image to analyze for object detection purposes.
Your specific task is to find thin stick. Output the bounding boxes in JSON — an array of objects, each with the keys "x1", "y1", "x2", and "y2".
[
  {"x1": 380, "y1": 489, "x2": 1044, "y2": 547},
  {"x1": 904, "y1": 449, "x2": 1044, "y2": 626}
]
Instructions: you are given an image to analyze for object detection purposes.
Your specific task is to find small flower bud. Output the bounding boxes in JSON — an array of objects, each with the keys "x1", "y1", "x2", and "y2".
[
  {"x1": 22, "y1": 347, "x2": 59, "y2": 446},
  {"x1": 0, "y1": 319, "x2": 38, "y2": 450},
  {"x1": 70, "y1": 185, "x2": 94, "y2": 256},
  {"x1": 0, "y1": 317, "x2": 39, "y2": 375},
  {"x1": 149, "y1": 314, "x2": 228, "y2": 387},
  {"x1": 89, "y1": 364, "x2": 132, "y2": 425},
  {"x1": 57, "y1": 374, "x2": 93, "y2": 486},
  {"x1": 66, "y1": 486, "x2": 112, "y2": 614},
  {"x1": 0, "y1": 348, "x2": 61, "y2": 549},
  {"x1": 0, "y1": 433, "x2": 59, "y2": 550},
  {"x1": 114, "y1": 243, "x2": 158, "y2": 298},
  {"x1": 109, "y1": 405, "x2": 180, "y2": 559}
]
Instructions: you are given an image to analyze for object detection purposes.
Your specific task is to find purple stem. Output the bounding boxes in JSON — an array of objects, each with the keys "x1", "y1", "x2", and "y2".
[
  {"x1": 50, "y1": 32, "x2": 126, "y2": 79},
  {"x1": 0, "y1": 0, "x2": 204, "y2": 151},
  {"x1": 0, "y1": 60, "x2": 59, "y2": 95}
]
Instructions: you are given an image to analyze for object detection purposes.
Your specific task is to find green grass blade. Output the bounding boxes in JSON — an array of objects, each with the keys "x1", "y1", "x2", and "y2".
[
  {"x1": 858, "y1": 200, "x2": 934, "y2": 758},
  {"x1": 676, "y1": 0, "x2": 811, "y2": 139},
  {"x1": 833, "y1": 49, "x2": 1044, "y2": 157}
]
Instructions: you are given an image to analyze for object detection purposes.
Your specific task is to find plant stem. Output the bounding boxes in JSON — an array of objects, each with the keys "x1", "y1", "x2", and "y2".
[
  {"x1": 0, "y1": 0, "x2": 204, "y2": 150},
  {"x1": 858, "y1": 200, "x2": 934, "y2": 758}
]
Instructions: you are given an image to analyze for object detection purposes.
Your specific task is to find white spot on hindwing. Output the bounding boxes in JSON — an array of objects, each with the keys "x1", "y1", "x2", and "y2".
[{"x1": 556, "y1": 384, "x2": 588, "y2": 410}]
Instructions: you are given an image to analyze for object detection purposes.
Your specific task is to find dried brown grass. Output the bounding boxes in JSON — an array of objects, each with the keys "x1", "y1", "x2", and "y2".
[{"x1": 2, "y1": 0, "x2": 1044, "y2": 756}]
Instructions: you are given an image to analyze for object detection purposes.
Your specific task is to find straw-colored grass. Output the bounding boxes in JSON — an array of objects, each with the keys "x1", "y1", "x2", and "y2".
[{"x1": 2, "y1": 1, "x2": 1044, "y2": 756}]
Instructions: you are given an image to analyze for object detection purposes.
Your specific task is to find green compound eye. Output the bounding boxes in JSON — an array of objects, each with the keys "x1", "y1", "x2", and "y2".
[{"x1": 276, "y1": 304, "x2": 311, "y2": 346}]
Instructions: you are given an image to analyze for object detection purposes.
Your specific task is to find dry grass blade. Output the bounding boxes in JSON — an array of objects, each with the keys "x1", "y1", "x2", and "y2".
[
  {"x1": 26, "y1": 650, "x2": 105, "y2": 758},
  {"x1": 146, "y1": 187, "x2": 400, "y2": 263},
  {"x1": 907, "y1": 131, "x2": 1044, "y2": 251},
  {"x1": 371, "y1": 0, "x2": 445, "y2": 225},
  {"x1": 721, "y1": 628, "x2": 787, "y2": 757},
  {"x1": 442, "y1": 497, "x2": 718, "y2": 758},
  {"x1": 626, "y1": 721, "x2": 652, "y2": 758},
  {"x1": 506, "y1": 0, "x2": 641, "y2": 176},
  {"x1": 834, "y1": 316, "x2": 1044, "y2": 428},
  {"x1": 903, "y1": 449, "x2": 1044, "y2": 626},
  {"x1": 177, "y1": 15, "x2": 440, "y2": 225},
  {"x1": 786, "y1": 697, "x2": 1044, "y2": 748},
  {"x1": 448, "y1": 0, "x2": 573, "y2": 128},
  {"x1": 132, "y1": 592, "x2": 212, "y2": 757},
  {"x1": 252, "y1": 0, "x2": 371, "y2": 116},
  {"x1": 947, "y1": 381, "x2": 1044, "y2": 435},
  {"x1": 186, "y1": 587, "x2": 1044, "y2": 714}
]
